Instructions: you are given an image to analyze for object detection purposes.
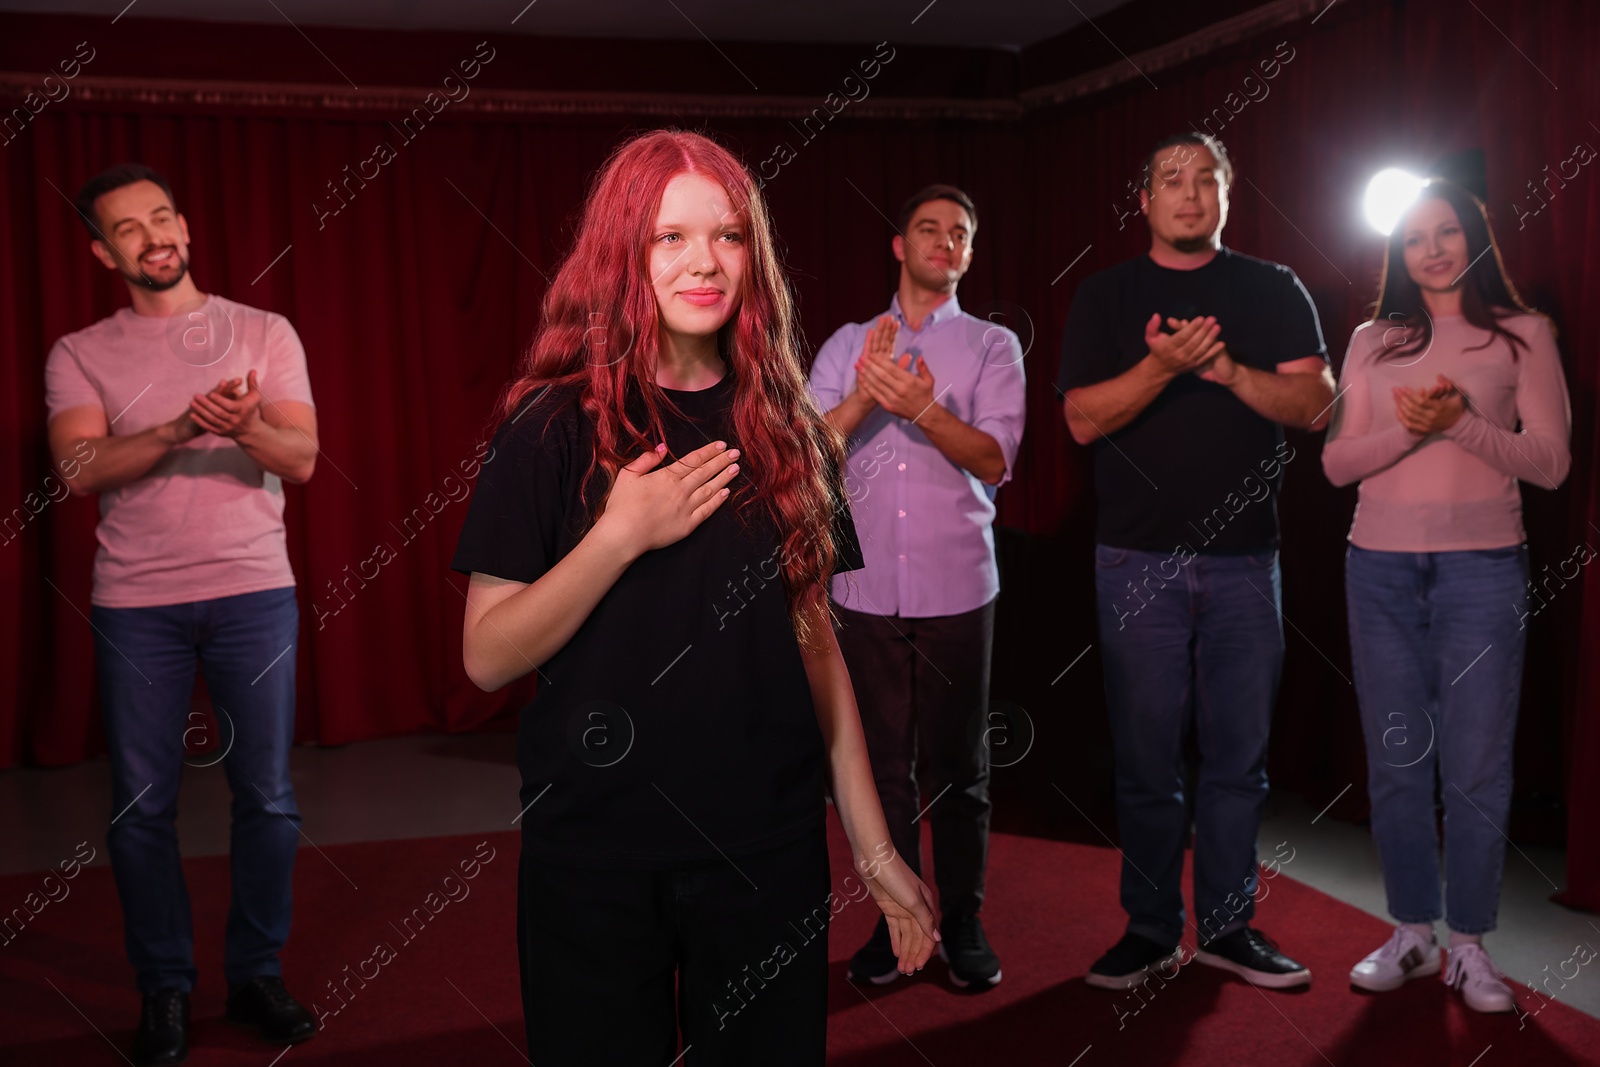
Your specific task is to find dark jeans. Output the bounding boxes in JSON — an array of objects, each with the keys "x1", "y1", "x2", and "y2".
[
  {"x1": 830, "y1": 598, "x2": 994, "y2": 919},
  {"x1": 90, "y1": 586, "x2": 301, "y2": 994},
  {"x1": 1093, "y1": 545, "x2": 1284, "y2": 949},
  {"x1": 1345, "y1": 544, "x2": 1529, "y2": 934},
  {"x1": 518, "y1": 827, "x2": 831, "y2": 1066}
]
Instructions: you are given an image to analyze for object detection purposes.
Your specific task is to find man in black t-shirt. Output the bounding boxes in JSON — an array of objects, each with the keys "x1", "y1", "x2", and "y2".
[{"x1": 1056, "y1": 133, "x2": 1334, "y2": 993}]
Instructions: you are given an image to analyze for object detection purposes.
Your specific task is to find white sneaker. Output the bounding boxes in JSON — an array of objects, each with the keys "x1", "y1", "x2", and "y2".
[
  {"x1": 1349, "y1": 925, "x2": 1441, "y2": 991},
  {"x1": 1444, "y1": 943, "x2": 1515, "y2": 1013}
]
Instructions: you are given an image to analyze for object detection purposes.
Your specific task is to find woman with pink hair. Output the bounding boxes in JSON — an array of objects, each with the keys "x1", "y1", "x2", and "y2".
[{"x1": 452, "y1": 129, "x2": 938, "y2": 1063}]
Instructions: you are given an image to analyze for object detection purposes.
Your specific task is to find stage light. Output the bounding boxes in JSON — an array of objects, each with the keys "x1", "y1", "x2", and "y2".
[{"x1": 1363, "y1": 168, "x2": 1426, "y2": 235}]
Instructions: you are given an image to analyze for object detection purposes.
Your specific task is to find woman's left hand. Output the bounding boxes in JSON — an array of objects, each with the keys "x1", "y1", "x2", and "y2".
[
  {"x1": 1394, "y1": 374, "x2": 1465, "y2": 436},
  {"x1": 859, "y1": 850, "x2": 940, "y2": 975}
]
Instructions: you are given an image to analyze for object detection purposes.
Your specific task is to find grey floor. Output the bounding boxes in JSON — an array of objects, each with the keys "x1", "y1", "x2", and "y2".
[
  {"x1": 4, "y1": 733, "x2": 1597, "y2": 1020},
  {"x1": 1257, "y1": 789, "x2": 1599, "y2": 1018}
]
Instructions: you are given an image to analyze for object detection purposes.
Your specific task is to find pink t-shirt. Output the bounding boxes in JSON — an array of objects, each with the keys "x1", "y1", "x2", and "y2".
[
  {"x1": 1322, "y1": 312, "x2": 1571, "y2": 551},
  {"x1": 44, "y1": 293, "x2": 316, "y2": 608}
]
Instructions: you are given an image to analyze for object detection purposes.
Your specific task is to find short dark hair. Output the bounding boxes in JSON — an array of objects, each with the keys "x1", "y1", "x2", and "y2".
[
  {"x1": 1142, "y1": 133, "x2": 1234, "y2": 191},
  {"x1": 897, "y1": 183, "x2": 977, "y2": 235},
  {"x1": 74, "y1": 163, "x2": 175, "y2": 238}
]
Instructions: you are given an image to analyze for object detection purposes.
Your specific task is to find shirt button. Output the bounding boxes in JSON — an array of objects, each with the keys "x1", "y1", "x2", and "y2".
[
  {"x1": 897, "y1": 509, "x2": 906, "y2": 518},
  {"x1": 898, "y1": 554, "x2": 907, "y2": 561},
  {"x1": 897, "y1": 462, "x2": 906, "y2": 471}
]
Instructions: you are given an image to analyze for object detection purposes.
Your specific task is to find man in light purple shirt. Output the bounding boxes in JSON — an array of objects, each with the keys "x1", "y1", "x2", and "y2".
[{"x1": 807, "y1": 184, "x2": 1025, "y2": 991}]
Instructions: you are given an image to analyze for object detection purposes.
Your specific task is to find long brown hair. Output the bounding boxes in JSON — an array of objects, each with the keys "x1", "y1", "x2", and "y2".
[
  {"x1": 1371, "y1": 178, "x2": 1545, "y2": 359},
  {"x1": 494, "y1": 129, "x2": 847, "y2": 648}
]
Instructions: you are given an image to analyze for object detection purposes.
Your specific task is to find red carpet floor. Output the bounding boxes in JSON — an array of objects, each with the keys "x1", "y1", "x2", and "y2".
[{"x1": 3, "y1": 813, "x2": 1597, "y2": 1066}]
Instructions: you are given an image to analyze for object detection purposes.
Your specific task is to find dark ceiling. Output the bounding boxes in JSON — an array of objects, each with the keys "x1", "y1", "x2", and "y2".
[{"x1": 0, "y1": 0, "x2": 1135, "y2": 51}]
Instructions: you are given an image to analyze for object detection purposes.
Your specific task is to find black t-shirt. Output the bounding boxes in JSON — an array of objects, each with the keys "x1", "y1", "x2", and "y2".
[
  {"x1": 450, "y1": 370, "x2": 865, "y2": 869},
  {"x1": 1055, "y1": 248, "x2": 1327, "y2": 552}
]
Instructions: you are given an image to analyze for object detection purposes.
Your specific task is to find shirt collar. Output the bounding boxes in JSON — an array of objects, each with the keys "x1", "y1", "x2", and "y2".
[{"x1": 888, "y1": 292, "x2": 962, "y2": 332}]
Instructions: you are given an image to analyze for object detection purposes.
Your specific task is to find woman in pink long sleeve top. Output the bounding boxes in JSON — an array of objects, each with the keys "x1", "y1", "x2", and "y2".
[{"x1": 1322, "y1": 178, "x2": 1571, "y2": 1014}]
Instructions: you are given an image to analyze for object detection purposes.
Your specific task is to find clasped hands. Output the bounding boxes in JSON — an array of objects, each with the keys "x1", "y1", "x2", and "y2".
[
  {"x1": 1143, "y1": 313, "x2": 1239, "y2": 386},
  {"x1": 1146, "y1": 313, "x2": 1464, "y2": 435},
  {"x1": 1392, "y1": 375, "x2": 1464, "y2": 437},
  {"x1": 178, "y1": 369, "x2": 266, "y2": 442},
  {"x1": 849, "y1": 315, "x2": 938, "y2": 421}
]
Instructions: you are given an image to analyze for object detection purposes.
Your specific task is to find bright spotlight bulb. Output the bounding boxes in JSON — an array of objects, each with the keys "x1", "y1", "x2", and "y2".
[{"x1": 1364, "y1": 168, "x2": 1426, "y2": 235}]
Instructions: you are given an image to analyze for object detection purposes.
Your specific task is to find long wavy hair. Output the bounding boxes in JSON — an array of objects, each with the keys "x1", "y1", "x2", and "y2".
[
  {"x1": 494, "y1": 129, "x2": 847, "y2": 648},
  {"x1": 1371, "y1": 178, "x2": 1545, "y2": 359}
]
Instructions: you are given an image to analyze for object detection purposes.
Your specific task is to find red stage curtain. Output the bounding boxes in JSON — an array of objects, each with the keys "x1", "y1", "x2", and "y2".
[
  {"x1": 0, "y1": 72, "x2": 1026, "y2": 764},
  {"x1": 1, "y1": 0, "x2": 1596, "y2": 905}
]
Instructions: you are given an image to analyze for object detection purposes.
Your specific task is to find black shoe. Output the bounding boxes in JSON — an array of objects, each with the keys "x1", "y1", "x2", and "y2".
[
  {"x1": 1086, "y1": 932, "x2": 1185, "y2": 990},
  {"x1": 846, "y1": 916, "x2": 902, "y2": 985},
  {"x1": 225, "y1": 975, "x2": 318, "y2": 1043},
  {"x1": 130, "y1": 989, "x2": 189, "y2": 1067},
  {"x1": 938, "y1": 911, "x2": 1001, "y2": 990},
  {"x1": 1194, "y1": 927, "x2": 1311, "y2": 989}
]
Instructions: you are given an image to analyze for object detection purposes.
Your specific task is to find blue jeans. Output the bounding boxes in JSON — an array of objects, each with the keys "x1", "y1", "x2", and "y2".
[
  {"x1": 90, "y1": 586, "x2": 301, "y2": 993},
  {"x1": 1345, "y1": 544, "x2": 1528, "y2": 935},
  {"x1": 1093, "y1": 544, "x2": 1284, "y2": 949}
]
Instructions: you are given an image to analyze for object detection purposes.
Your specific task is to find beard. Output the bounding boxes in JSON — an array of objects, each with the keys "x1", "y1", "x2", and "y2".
[
  {"x1": 1171, "y1": 235, "x2": 1215, "y2": 255},
  {"x1": 120, "y1": 247, "x2": 189, "y2": 292}
]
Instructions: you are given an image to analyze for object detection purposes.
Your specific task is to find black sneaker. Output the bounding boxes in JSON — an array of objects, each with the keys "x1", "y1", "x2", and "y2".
[
  {"x1": 846, "y1": 916, "x2": 902, "y2": 985},
  {"x1": 938, "y1": 911, "x2": 1001, "y2": 990},
  {"x1": 225, "y1": 975, "x2": 318, "y2": 1043},
  {"x1": 1085, "y1": 932, "x2": 1185, "y2": 990},
  {"x1": 1194, "y1": 927, "x2": 1311, "y2": 989},
  {"x1": 130, "y1": 988, "x2": 189, "y2": 1067}
]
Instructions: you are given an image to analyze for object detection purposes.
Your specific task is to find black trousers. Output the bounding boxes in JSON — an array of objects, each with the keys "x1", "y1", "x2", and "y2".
[
  {"x1": 830, "y1": 597, "x2": 995, "y2": 918},
  {"x1": 518, "y1": 826, "x2": 830, "y2": 1065}
]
